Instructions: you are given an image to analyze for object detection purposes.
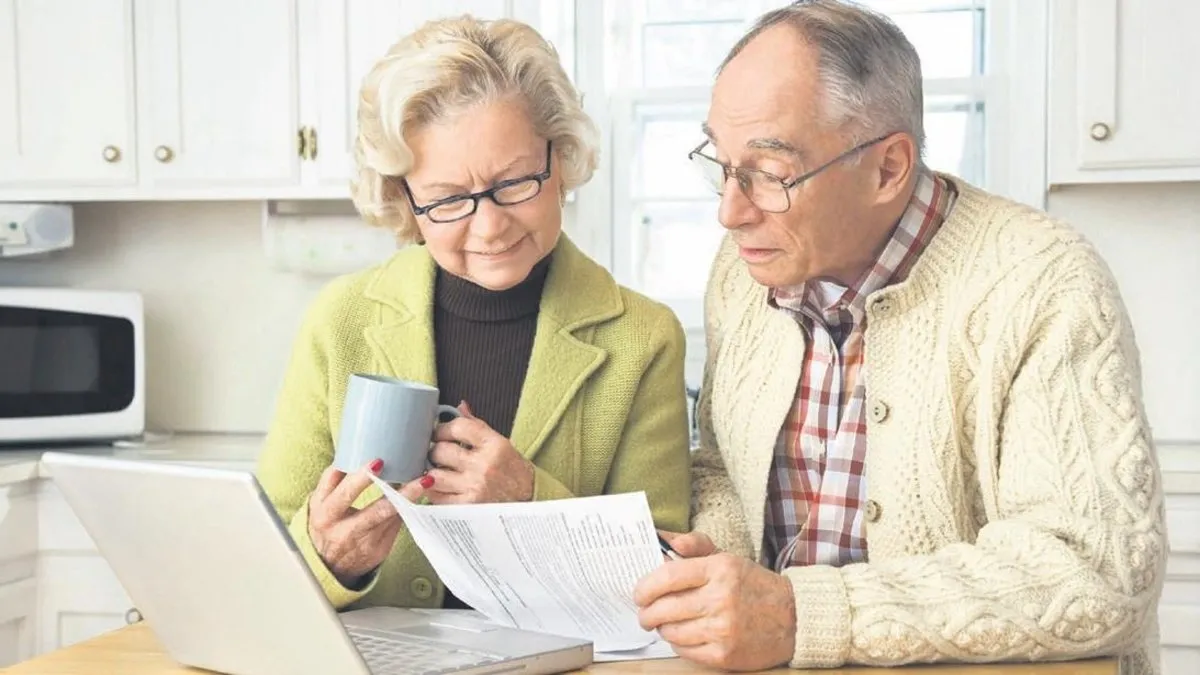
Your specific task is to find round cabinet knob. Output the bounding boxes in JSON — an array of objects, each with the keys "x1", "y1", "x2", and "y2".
[
  {"x1": 1089, "y1": 122, "x2": 1112, "y2": 141},
  {"x1": 102, "y1": 145, "x2": 122, "y2": 163},
  {"x1": 124, "y1": 607, "x2": 143, "y2": 624},
  {"x1": 154, "y1": 145, "x2": 175, "y2": 163}
]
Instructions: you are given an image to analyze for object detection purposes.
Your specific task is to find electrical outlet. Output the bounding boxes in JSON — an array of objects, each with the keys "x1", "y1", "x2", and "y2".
[{"x1": 0, "y1": 220, "x2": 29, "y2": 246}]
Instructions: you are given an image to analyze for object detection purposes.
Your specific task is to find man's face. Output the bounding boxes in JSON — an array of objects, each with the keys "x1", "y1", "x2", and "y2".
[{"x1": 706, "y1": 24, "x2": 895, "y2": 289}]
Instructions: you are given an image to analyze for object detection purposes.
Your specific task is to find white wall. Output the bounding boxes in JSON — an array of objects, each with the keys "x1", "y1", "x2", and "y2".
[
  {"x1": 0, "y1": 183, "x2": 1195, "y2": 443},
  {"x1": 0, "y1": 201, "x2": 326, "y2": 434}
]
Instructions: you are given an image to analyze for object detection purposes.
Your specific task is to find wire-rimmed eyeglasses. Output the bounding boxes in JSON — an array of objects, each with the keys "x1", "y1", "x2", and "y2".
[
  {"x1": 687, "y1": 133, "x2": 894, "y2": 213},
  {"x1": 403, "y1": 140, "x2": 553, "y2": 224}
]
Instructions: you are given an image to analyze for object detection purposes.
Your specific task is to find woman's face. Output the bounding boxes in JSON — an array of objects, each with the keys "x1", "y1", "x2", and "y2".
[{"x1": 404, "y1": 98, "x2": 563, "y2": 291}]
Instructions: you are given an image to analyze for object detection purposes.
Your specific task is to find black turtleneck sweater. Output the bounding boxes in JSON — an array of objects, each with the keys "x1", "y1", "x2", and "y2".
[
  {"x1": 433, "y1": 255, "x2": 549, "y2": 436},
  {"x1": 432, "y1": 255, "x2": 550, "y2": 609}
]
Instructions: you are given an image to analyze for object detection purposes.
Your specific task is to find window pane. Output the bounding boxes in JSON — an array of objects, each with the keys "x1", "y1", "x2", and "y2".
[
  {"x1": 644, "y1": 0, "x2": 745, "y2": 22},
  {"x1": 528, "y1": 0, "x2": 575, "y2": 83},
  {"x1": 923, "y1": 100, "x2": 985, "y2": 183},
  {"x1": 635, "y1": 104, "x2": 710, "y2": 199},
  {"x1": 633, "y1": 201, "x2": 724, "y2": 299},
  {"x1": 887, "y1": 9, "x2": 980, "y2": 78},
  {"x1": 642, "y1": 22, "x2": 745, "y2": 87}
]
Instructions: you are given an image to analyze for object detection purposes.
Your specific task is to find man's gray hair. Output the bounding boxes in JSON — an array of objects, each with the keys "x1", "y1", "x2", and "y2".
[{"x1": 720, "y1": 0, "x2": 926, "y2": 154}]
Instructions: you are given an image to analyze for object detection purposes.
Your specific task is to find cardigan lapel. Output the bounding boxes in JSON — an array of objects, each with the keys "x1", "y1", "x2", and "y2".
[
  {"x1": 359, "y1": 236, "x2": 624, "y2": 463},
  {"x1": 362, "y1": 246, "x2": 439, "y2": 386},
  {"x1": 711, "y1": 254, "x2": 805, "y2": 562},
  {"x1": 508, "y1": 237, "x2": 623, "y2": 462}
]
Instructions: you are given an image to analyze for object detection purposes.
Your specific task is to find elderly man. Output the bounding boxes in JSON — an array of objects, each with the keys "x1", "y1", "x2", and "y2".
[{"x1": 633, "y1": 2, "x2": 1166, "y2": 673}]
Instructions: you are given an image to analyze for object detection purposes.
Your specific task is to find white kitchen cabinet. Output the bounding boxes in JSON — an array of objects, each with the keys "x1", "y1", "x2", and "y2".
[
  {"x1": 1048, "y1": 0, "x2": 1200, "y2": 185},
  {"x1": 0, "y1": 0, "x2": 574, "y2": 201},
  {"x1": 0, "y1": 477, "x2": 38, "y2": 669},
  {"x1": 0, "y1": 577, "x2": 37, "y2": 668},
  {"x1": 33, "y1": 479, "x2": 134, "y2": 654},
  {"x1": 35, "y1": 556, "x2": 131, "y2": 654},
  {"x1": 1161, "y1": 445, "x2": 1200, "y2": 675},
  {"x1": 297, "y1": 0, "x2": 574, "y2": 194},
  {"x1": 133, "y1": 0, "x2": 302, "y2": 191},
  {"x1": 0, "y1": 0, "x2": 137, "y2": 189}
]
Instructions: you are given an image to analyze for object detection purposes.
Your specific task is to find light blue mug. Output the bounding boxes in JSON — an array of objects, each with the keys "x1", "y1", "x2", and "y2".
[{"x1": 333, "y1": 374, "x2": 461, "y2": 484}]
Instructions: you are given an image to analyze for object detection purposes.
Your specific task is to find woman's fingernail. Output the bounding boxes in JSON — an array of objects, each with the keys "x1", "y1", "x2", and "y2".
[
  {"x1": 369, "y1": 459, "x2": 384, "y2": 474},
  {"x1": 420, "y1": 474, "x2": 435, "y2": 489}
]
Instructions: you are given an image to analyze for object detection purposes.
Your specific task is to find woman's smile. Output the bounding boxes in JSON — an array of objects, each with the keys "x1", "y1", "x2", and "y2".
[{"x1": 468, "y1": 235, "x2": 527, "y2": 259}]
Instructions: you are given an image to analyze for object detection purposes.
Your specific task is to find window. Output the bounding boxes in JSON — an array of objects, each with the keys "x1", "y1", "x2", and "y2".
[{"x1": 573, "y1": 0, "x2": 997, "y2": 331}]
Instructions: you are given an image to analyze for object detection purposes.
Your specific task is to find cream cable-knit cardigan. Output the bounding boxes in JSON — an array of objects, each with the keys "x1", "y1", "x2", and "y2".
[{"x1": 690, "y1": 175, "x2": 1166, "y2": 674}]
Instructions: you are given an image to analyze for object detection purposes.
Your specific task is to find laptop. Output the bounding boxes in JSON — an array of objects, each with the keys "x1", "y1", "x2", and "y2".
[{"x1": 41, "y1": 451, "x2": 593, "y2": 675}]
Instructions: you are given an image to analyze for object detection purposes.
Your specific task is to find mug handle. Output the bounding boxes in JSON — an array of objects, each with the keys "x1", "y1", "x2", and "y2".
[
  {"x1": 426, "y1": 405, "x2": 465, "y2": 475},
  {"x1": 436, "y1": 404, "x2": 462, "y2": 424}
]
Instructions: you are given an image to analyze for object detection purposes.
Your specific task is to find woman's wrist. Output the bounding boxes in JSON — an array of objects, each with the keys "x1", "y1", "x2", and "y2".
[{"x1": 520, "y1": 459, "x2": 536, "y2": 501}]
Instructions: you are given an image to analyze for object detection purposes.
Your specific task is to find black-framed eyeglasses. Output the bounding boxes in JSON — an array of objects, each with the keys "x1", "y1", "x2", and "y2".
[
  {"x1": 687, "y1": 133, "x2": 894, "y2": 213},
  {"x1": 402, "y1": 140, "x2": 553, "y2": 224}
]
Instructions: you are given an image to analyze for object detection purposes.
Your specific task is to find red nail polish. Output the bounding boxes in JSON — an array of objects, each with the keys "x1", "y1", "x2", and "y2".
[
  {"x1": 369, "y1": 459, "x2": 383, "y2": 474},
  {"x1": 420, "y1": 474, "x2": 435, "y2": 489}
]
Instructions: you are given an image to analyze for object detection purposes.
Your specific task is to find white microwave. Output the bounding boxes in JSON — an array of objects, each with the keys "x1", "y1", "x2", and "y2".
[{"x1": 0, "y1": 288, "x2": 145, "y2": 445}]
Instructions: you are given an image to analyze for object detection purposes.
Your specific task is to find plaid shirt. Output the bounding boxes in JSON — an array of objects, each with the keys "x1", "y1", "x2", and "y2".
[{"x1": 762, "y1": 171, "x2": 956, "y2": 571}]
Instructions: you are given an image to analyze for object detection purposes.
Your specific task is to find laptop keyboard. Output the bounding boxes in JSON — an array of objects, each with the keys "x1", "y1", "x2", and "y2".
[{"x1": 350, "y1": 630, "x2": 505, "y2": 675}]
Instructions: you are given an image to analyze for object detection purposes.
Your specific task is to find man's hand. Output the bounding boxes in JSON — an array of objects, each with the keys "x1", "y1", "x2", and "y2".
[
  {"x1": 634, "y1": 553, "x2": 797, "y2": 671},
  {"x1": 656, "y1": 530, "x2": 717, "y2": 558}
]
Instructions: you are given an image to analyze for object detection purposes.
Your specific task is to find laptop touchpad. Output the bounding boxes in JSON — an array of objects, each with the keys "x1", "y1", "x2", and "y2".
[{"x1": 409, "y1": 617, "x2": 500, "y2": 637}]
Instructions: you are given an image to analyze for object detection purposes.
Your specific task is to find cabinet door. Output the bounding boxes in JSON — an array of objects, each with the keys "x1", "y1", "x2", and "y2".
[
  {"x1": 301, "y1": 0, "x2": 548, "y2": 193},
  {"x1": 300, "y1": 0, "x2": 410, "y2": 191},
  {"x1": 0, "y1": 577, "x2": 36, "y2": 668},
  {"x1": 1049, "y1": 0, "x2": 1200, "y2": 184},
  {"x1": 36, "y1": 555, "x2": 132, "y2": 654},
  {"x1": 135, "y1": 0, "x2": 301, "y2": 190},
  {"x1": 0, "y1": 0, "x2": 136, "y2": 188}
]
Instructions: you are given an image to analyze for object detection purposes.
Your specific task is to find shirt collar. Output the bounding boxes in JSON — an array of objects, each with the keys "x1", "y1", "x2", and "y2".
[{"x1": 769, "y1": 169, "x2": 956, "y2": 320}]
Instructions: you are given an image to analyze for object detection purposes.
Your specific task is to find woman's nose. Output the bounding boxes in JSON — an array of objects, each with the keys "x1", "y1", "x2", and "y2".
[{"x1": 469, "y1": 198, "x2": 510, "y2": 239}]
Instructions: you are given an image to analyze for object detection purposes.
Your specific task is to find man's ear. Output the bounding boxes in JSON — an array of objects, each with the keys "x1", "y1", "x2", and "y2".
[{"x1": 874, "y1": 132, "x2": 918, "y2": 204}]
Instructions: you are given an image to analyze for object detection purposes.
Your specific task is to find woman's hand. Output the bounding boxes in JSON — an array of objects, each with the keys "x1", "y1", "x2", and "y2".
[
  {"x1": 426, "y1": 403, "x2": 534, "y2": 504},
  {"x1": 306, "y1": 459, "x2": 431, "y2": 588}
]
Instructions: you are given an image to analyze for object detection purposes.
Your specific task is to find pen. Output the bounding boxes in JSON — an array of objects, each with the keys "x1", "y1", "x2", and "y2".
[{"x1": 657, "y1": 534, "x2": 682, "y2": 561}]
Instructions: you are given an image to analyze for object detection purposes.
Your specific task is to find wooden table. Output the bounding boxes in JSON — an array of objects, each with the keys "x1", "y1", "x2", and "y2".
[{"x1": 1, "y1": 623, "x2": 1119, "y2": 674}]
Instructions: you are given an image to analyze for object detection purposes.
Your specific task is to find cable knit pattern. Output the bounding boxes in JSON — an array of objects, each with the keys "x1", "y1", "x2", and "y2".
[{"x1": 690, "y1": 175, "x2": 1166, "y2": 674}]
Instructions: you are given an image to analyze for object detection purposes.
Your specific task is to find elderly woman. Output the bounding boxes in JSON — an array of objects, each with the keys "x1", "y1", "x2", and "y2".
[{"x1": 255, "y1": 16, "x2": 691, "y2": 611}]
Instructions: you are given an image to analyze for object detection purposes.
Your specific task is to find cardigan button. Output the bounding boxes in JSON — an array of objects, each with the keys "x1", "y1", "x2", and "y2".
[
  {"x1": 872, "y1": 297, "x2": 894, "y2": 315},
  {"x1": 869, "y1": 400, "x2": 890, "y2": 423},
  {"x1": 410, "y1": 576, "x2": 434, "y2": 600},
  {"x1": 864, "y1": 500, "x2": 882, "y2": 523}
]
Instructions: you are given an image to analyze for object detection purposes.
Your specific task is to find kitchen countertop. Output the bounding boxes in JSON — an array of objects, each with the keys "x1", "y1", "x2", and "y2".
[{"x1": 0, "y1": 433, "x2": 265, "y2": 486}]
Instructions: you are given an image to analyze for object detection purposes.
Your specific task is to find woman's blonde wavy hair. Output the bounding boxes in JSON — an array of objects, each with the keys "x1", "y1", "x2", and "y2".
[{"x1": 351, "y1": 15, "x2": 599, "y2": 243}]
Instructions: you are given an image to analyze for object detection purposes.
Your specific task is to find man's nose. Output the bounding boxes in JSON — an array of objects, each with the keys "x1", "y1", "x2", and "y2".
[{"x1": 717, "y1": 178, "x2": 760, "y2": 231}]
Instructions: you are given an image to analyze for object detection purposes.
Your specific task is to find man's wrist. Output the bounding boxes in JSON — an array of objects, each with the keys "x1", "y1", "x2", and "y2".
[{"x1": 777, "y1": 571, "x2": 798, "y2": 665}]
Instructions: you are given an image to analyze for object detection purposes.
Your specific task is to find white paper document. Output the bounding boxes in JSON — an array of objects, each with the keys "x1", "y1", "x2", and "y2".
[
  {"x1": 592, "y1": 639, "x2": 678, "y2": 662},
  {"x1": 370, "y1": 476, "x2": 669, "y2": 653}
]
